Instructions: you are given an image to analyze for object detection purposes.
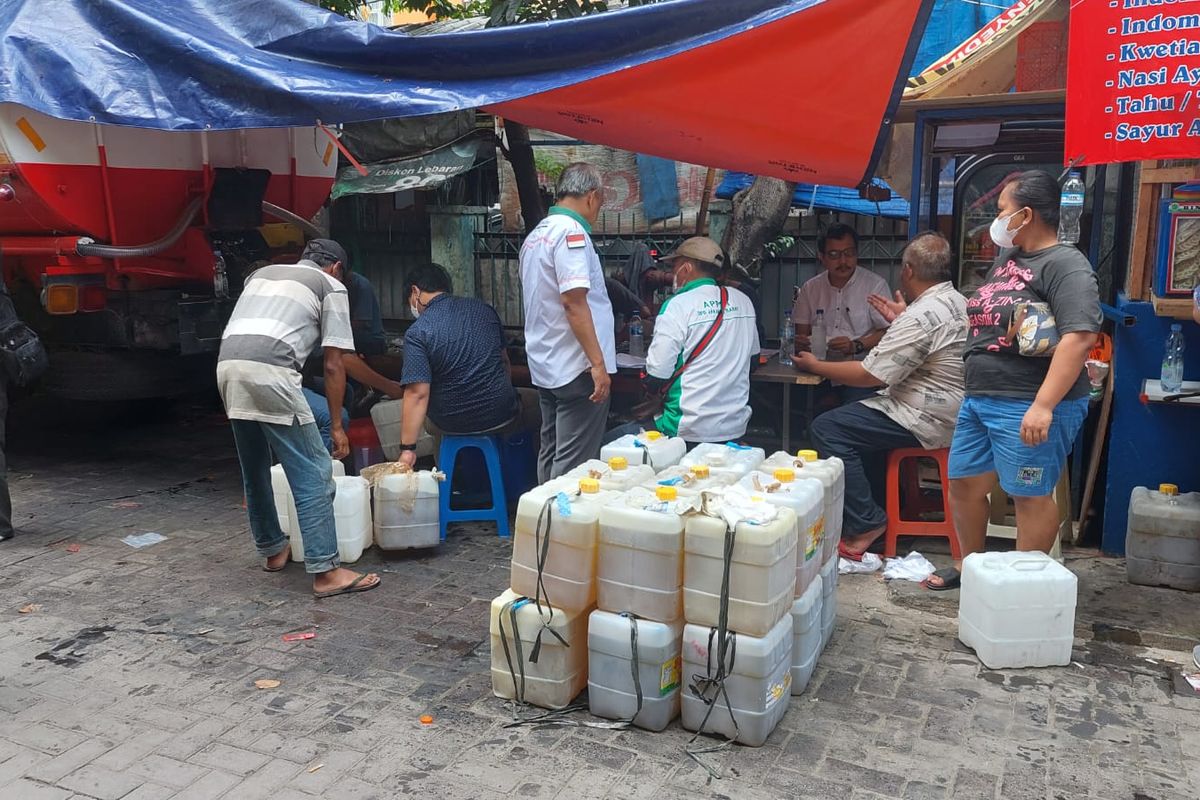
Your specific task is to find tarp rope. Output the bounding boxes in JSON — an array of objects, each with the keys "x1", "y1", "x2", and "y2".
[
  {"x1": 499, "y1": 493, "x2": 635, "y2": 730},
  {"x1": 683, "y1": 518, "x2": 741, "y2": 779}
]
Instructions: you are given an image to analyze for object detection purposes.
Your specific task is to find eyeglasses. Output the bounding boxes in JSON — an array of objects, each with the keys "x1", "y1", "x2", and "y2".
[{"x1": 822, "y1": 247, "x2": 857, "y2": 260}]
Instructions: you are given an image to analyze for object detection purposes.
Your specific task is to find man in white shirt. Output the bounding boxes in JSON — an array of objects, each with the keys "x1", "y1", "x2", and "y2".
[
  {"x1": 793, "y1": 223, "x2": 891, "y2": 404},
  {"x1": 608, "y1": 237, "x2": 759, "y2": 444},
  {"x1": 793, "y1": 232, "x2": 967, "y2": 560},
  {"x1": 519, "y1": 162, "x2": 616, "y2": 482}
]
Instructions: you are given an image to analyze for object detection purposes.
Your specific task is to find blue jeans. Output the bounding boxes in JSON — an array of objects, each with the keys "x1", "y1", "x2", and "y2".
[
  {"x1": 948, "y1": 395, "x2": 1089, "y2": 497},
  {"x1": 810, "y1": 401, "x2": 920, "y2": 538},
  {"x1": 303, "y1": 388, "x2": 352, "y2": 452},
  {"x1": 230, "y1": 418, "x2": 339, "y2": 574}
]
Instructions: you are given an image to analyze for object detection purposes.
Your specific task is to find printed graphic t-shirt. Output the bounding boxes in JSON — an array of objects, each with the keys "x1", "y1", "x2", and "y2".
[{"x1": 963, "y1": 245, "x2": 1101, "y2": 401}]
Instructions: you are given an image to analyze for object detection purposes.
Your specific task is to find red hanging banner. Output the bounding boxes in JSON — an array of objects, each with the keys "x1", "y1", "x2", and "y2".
[{"x1": 1065, "y1": 0, "x2": 1200, "y2": 166}]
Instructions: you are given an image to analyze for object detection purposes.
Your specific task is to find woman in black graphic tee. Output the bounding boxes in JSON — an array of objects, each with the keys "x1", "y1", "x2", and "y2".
[{"x1": 926, "y1": 171, "x2": 1101, "y2": 591}]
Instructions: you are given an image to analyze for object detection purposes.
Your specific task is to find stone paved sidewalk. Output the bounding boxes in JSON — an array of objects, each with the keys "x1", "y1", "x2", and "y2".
[{"x1": 0, "y1": 400, "x2": 1197, "y2": 800}]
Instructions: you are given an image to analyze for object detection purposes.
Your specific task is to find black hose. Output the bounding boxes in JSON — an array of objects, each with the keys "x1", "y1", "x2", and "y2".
[{"x1": 75, "y1": 196, "x2": 205, "y2": 258}]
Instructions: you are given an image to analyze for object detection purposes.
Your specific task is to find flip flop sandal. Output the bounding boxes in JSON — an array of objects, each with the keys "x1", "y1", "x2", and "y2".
[
  {"x1": 314, "y1": 573, "x2": 380, "y2": 599},
  {"x1": 262, "y1": 544, "x2": 291, "y2": 572},
  {"x1": 923, "y1": 566, "x2": 961, "y2": 592},
  {"x1": 838, "y1": 541, "x2": 866, "y2": 563}
]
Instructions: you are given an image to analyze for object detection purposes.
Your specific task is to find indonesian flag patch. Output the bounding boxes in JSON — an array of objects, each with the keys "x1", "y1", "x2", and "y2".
[{"x1": 565, "y1": 232, "x2": 587, "y2": 249}]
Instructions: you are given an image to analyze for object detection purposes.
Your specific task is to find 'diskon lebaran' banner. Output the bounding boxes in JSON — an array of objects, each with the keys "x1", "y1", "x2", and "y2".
[{"x1": 1066, "y1": 0, "x2": 1200, "y2": 165}]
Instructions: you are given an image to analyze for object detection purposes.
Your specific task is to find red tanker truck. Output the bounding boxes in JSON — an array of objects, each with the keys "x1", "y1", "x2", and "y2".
[{"x1": 0, "y1": 104, "x2": 337, "y2": 400}]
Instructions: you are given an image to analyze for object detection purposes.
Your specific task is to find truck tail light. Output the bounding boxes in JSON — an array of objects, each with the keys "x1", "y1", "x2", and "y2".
[
  {"x1": 80, "y1": 285, "x2": 107, "y2": 312},
  {"x1": 44, "y1": 284, "x2": 78, "y2": 315}
]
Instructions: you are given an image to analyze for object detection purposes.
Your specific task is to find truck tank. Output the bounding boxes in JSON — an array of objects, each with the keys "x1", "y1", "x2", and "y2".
[{"x1": 0, "y1": 104, "x2": 338, "y2": 399}]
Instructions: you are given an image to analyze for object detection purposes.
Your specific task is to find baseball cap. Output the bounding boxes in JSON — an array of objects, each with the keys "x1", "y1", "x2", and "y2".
[
  {"x1": 658, "y1": 236, "x2": 725, "y2": 269},
  {"x1": 301, "y1": 238, "x2": 348, "y2": 267}
]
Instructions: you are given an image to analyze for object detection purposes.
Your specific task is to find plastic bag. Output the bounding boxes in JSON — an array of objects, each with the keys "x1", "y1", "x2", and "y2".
[
  {"x1": 882, "y1": 551, "x2": 936, "y2": 582},
  {"x1": 838, "y1": 553, "x2": 882, "y2": 574}
]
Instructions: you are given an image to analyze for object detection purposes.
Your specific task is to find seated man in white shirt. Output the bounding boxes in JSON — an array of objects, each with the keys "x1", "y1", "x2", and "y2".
[
  {"x1": 793, "y1": 223, "x2": 891, "y2": 404},
  {"x1": 606, "y1": 237, "x2": 760, "y2": 446},
  {"x1": 793, "y1": 232, "x2": 967, "y2": 560}
]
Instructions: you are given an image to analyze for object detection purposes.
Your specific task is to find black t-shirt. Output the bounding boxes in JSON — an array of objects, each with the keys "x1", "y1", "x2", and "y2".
[
  {"x1": 400, "y1": 294, "x2": 518, "y2": 433},
  {"x1": 963, "y1": 245, "x2": 1101, "y2": 401}
]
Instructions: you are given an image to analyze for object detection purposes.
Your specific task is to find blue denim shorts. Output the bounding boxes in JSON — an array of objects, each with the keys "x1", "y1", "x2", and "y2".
[{"x1": 948, "y1": 395, "x2": 1089, "y2": 497}]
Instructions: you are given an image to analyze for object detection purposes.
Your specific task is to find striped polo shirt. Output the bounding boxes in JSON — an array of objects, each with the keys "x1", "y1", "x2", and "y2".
[{"x1": 217, "y1": 260, "x2": 355, "y2": 425}]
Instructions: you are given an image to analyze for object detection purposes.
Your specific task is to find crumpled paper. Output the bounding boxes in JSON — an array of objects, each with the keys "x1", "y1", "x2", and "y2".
[
  {"x1": 839, "y1": 553, "x2": 882, "y2": 574},
  {"x1": 882, "y1": 551, "x2": 937, "y2": 582}
]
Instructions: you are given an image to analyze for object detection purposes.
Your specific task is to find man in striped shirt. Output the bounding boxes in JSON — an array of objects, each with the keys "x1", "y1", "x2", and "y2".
[{"x1": 217, "y1": 239, "x2": 380, "y2": 598}]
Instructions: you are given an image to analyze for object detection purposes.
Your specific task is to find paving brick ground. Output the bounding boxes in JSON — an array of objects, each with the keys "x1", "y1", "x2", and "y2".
[{"x1": 0, "y1": 398, "x2": 1197, "y2": 800}]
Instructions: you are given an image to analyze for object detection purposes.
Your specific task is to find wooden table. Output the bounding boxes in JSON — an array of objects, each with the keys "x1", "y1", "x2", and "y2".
[{"x1": 749, "y1": 359, "x2": 826, "y2": 452}]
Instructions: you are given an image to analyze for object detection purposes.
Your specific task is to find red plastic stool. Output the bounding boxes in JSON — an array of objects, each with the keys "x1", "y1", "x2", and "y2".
[{"x1": 884, "y1": 447, "x2": 962, "y2": 560}]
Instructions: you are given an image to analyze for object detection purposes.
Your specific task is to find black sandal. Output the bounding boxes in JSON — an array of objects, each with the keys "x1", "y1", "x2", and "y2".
[{"x1": 924, "y1": 566, "x2": 961, "y2": 592}]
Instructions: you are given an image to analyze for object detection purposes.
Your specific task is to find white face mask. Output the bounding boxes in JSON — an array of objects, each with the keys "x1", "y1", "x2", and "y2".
[
  {"x1": 989, "y1": 210, "x2": 1026, "y2": 249},
  {"x1": 409, "y1": 305, "x2": 420, "y2": 319}
]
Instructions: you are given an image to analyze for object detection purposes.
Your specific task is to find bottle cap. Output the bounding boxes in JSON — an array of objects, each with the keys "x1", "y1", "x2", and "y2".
[
  {"x1": 644, "y1": 431, "x2": 663, "y2": 441},
  {"x1": 655, "y1": 485, "x2": 678, "y2": 502},
  {"x1": 608, "y1": 456, "x2": 628, "y2": 471},
  {"x1": 579, "y1": 478, "x2": 600, "y2": 494},
  {"x1": 796, "y1": 449, "x2": 818, "y2": 463},
  {"x1": 1170, "y1": 323, "x2": 1182, "y2": 332},
  {"x1": 773, "y1": 468, "x2": 796, "y2": 483},
  {"x1": 690, "y1": 464, "x2": 711, "y2": 479},
  {"x1": 1159, "y1": 483, "x2": 1179, "y2": 496}
]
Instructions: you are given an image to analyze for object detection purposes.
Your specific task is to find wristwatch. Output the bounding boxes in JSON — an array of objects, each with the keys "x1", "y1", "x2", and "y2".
[
  {"x1": 853, "y1": 339, "x2": 866, "y2": 355},
  {"x1": 398, "y1": 443, "x2": 417, "y2": 452}
]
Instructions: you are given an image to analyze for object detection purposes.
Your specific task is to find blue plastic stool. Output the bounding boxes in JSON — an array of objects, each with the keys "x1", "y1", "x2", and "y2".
[{"x1": 438, "y1": 434, "x2": 510, "y2": 539}]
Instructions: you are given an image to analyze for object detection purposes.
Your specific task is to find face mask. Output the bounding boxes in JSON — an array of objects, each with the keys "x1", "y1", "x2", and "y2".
[
  {"x1": 409, "y1": 305, "x2": 420, "y2": 319},
  {"x1": 989, "y1": 210, "x2": 1026, "y2": 249}
]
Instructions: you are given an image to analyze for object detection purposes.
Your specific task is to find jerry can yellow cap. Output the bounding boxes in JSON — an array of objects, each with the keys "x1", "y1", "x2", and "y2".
[
  {"x1": 796, "y1": 449, "x2": 818, "y2": 462},
  {"x1": 656, "y1": 485, "x2": 678, "y2": 501},
  {"x1": 1159, "y1": 483, "x2": 1179, "y2": 496},
  {"x1": 644, "y1": 430, "x2": 663, "y2": 441},
  {"x1": 690, "y1": 464, "x2": 711, "y2": 479},
  {"x1": 774, "y1": 468, "x2": 796, "y2": 483},
  {"x1": 579, "y1": 478, "x2": 601, "y2": 494},
  {"x1": 608, "y1": 456, "x2": 628, "y2": 471}
]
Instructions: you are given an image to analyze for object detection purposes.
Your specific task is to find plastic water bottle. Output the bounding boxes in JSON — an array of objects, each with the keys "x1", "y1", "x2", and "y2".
[
  {"x1": 628, "y1": 313, "x2": 644, "y2": 358},
  {"x1": 811, "y1": 309, "x2": 828, "y2": 360},
  {"x1": 1161, "y1": 323, "x2": 1185, "y2": 393},
  {"x1": 1058, "y1": 171, "x2": 1085, "y2": 244},
  {"x1": 779, "y1": 310, "x2": 793, "y2": 364}
]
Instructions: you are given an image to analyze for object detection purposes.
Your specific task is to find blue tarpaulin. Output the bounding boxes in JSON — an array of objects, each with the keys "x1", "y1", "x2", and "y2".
[
  {"x1": 0, "y1": 0, "x2": 934, "y2": 187},
  {"x1": 909, "y1": 0, "x2": 1002, "y2": 77},
  {"x1": 636, "y1": 155, "x2": 681, "y2": 222},
  {"x1": 716, "y1": 173, "x2": 911, "y2": 219}
]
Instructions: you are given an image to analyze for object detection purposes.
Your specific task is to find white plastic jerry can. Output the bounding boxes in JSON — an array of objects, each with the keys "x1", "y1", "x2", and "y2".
[
  {"x1": 819, "y1": 552, "x2": 838, "y2": 653},
  {"x1": 597, "y1": 485, "x2": 687, "y2": 623},
  {"x1": 587, "y1": 610, "x2": 683, "y2": 731},
  {"x1": 1126, "y1": 484, "x2": 1200, "y2": 592},
  {"x1": 957, "y1": 551, "x2": 1078, "y2": 669},
  {"x1": 650, "y1": 463, "x2": 739, "y2": 496},
  {"x1": 680, "y1": 442, "x2": 767, "y2": 480},
  {"x1": 683, "y1": 499, "x2": 797, "y2": 638},
  {"x1": 566, "y1": 456, "x2": 656, "y2": 492},
  {"x1": 332, "y1": 476, "x2": 372, "y2": 564},
  {"x1": 680, "y1": 612, "x2": 793, "y2": 747},
  {"x1": 277, "y1": 459, "x2": 346, "y2": 563},
  {"x1": 490, "y1": 589, "x2": 590, "y2": 710},
  {"x1": 738, "y1": 468, "x2": 825, "y2": 597},
  {"x1": 762, "y1": 449, "x2": 845, "y2": 564},
  {"x1": 600, "y1": 430, "x2": 686, "y2": 470},
  {"x1": 373, "y1": 470, "x2": 440, "y2": 550},
  {"x1": 511, "y1": 478, "x2": 612, "y2": 613},
  {"x1": 790, "y1": 579, "x2": 822, "y2": 695}
]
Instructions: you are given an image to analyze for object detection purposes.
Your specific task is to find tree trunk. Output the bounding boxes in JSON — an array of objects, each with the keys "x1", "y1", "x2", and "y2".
[
  {"x1": 720, "y1": 176, "x2": 796, "y2": 276},
  {"x1": 503, "y1": 119, "x2": 546, "y2": 234}
]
